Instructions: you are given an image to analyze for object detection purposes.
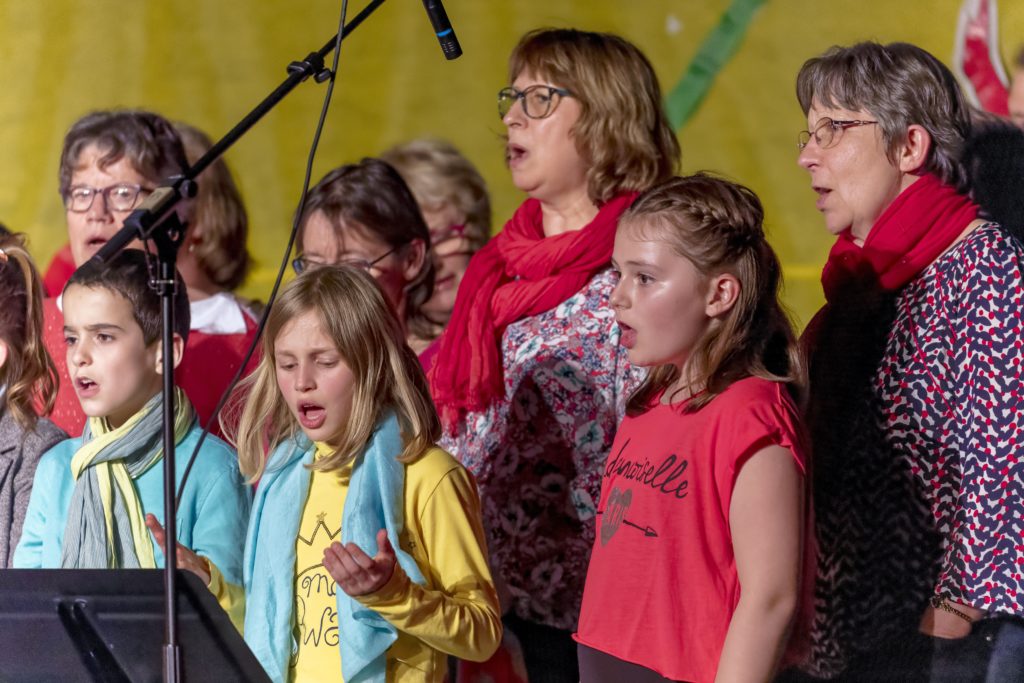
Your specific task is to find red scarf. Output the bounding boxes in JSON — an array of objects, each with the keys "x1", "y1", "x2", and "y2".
[
  {"x1": 429, "y1": 193, "x2": 638, "y2": 430},
  {"x1": 821, "y1": 174, "x2": 978, "y2": 302}
]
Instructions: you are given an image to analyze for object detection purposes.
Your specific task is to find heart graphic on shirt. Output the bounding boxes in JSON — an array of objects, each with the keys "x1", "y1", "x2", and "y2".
[{"x1": 600, "y1": 486, "x2": 632, "y2": 546}]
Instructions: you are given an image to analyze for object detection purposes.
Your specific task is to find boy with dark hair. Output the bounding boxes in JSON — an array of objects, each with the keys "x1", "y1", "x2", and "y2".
[{"x1": 15, "y1": 249, "x2": 248, "y2": 582}]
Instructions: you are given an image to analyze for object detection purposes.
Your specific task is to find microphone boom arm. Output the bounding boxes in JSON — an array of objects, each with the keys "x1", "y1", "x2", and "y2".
[{"x1": 90, "y1": 0, "x2": 388, "y2": 265}]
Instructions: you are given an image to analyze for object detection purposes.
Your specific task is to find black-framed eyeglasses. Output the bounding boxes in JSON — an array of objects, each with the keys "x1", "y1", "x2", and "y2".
[
  {"x1": 498, "y1": 85, "x2": 573, "y2": 119},
  {"x1": 292, "y1": 245, "x2": 399, "y2": 275},
  {"x1": 798, "y1": 118, "x2": 878, "y2": 150},
  {"x1": 64, "y1": 183, "x2": 154, "y2": 213}
]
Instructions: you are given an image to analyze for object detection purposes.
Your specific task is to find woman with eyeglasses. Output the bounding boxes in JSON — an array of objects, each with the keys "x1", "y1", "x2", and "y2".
[
  {"x1": 41, "y1": 110, "x2": 258, "y2": 439},
  {"x1": 382, "y1": 138, "x2": 491, "y2": 359},
  {"x1": 788, "y1": 42, "x2": 1024, "y2": 681},
  {"x1": 292, "y1": 158, "x2": 435, "y2": 350},
  {"x1": 428, "y1": 28, "x2": 679, "y2": 683}
]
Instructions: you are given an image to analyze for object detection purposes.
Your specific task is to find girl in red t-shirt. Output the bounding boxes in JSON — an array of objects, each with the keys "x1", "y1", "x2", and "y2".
[{"x1": 575, "y1": 174, "x2": 811, "y2": 683}]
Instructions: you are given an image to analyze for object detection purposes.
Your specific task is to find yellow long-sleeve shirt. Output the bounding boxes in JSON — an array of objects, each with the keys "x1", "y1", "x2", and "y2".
[{"x1": 210, "y1": 446, "x2": 501, "y2": 682}]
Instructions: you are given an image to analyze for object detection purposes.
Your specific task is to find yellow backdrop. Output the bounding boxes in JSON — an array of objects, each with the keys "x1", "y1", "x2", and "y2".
[{"x1": 2, "y1": 0, "x2": 1022, "y2": 326}]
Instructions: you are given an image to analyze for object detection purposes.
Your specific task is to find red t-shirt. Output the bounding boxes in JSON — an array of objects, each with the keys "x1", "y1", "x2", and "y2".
[
  {"x1": 43, "y1": 297, "x2": 260, "y2": 438},
  {"x1": 575, "y1": 377, "x2": 810, "y2": 683}
]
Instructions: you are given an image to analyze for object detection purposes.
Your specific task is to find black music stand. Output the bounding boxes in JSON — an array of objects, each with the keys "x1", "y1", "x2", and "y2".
[{"x1": 0, "y1": 569, "x2": 271, "y2": 682}]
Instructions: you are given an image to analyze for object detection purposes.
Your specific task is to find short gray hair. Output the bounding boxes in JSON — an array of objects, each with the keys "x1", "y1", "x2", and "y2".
[
  {"x1": 796, "y1": 42, "x2": 971, "y2": 191},
  {"x1": 59, "y1": 109, "x2": 187, "y2": 198}
]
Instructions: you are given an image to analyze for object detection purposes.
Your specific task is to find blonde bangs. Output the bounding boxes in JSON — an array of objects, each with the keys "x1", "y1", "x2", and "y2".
[{"x1": 236, "y1": 266, "x2": 441, "y2": 481}]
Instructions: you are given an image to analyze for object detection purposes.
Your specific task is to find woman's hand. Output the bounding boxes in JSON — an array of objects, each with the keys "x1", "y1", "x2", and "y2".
[
  {"x1": 146, "y1": 513, "x2": 211, "y2": 584},
  {"x1": 323, "y1": 528, "x2": 397, "y2": 597},
  {"x1": 919, "y1": 600, "x2": 983, "y2": 639}
]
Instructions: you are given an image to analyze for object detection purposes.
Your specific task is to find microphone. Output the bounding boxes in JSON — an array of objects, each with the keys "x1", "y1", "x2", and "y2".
[{"x1": 421, "y1": 0, "x2": 462, "y2": 60}]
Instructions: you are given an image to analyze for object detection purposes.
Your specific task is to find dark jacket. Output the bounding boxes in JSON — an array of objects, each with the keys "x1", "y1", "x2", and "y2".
[{"x1": 0, "y1": 407, "x2": 66, "y2": 566}]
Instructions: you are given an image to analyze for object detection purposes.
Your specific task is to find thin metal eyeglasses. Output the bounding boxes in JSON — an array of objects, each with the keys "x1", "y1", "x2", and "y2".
[
  {"x1": 292, "y1": 245, "x2": 398, "y2": 275},
  {"x1": 797, "y1": 118, "x2": 878, "y2": 150},
  {"x1": 64, "y1": 183, "x2": 154, "y2": 213},
  {"x1": 498, "y1": 85, "x2": 573, "y2": 119}
]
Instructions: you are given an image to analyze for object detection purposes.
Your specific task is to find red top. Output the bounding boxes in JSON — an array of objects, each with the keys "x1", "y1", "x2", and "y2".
[
  {"x1": 42, "y1": 243, "x2": 76, "y2": 298},
  {"x1": 43, "y1": 297, "x2": 261, "y2": 438},
  {"x1": 176, "y1": 312, "x2": 261, "y2": 437},
  {"x1": 575, "y1": 377, "x2": 810, "y2": 683}
]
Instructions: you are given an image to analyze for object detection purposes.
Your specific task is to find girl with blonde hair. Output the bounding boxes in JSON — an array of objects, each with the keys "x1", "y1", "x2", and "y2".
[{"x1": 163, "y1": 266, "x2": 501, "y2": 682}]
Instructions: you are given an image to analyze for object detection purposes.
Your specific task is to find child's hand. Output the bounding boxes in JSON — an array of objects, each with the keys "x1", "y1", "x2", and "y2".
[
  {"x1": 146, "y1": 513, "x2": 211, "y2": 585},
  {"x1": 323, "y1": 528, "x2": 397, "y2": 597}
]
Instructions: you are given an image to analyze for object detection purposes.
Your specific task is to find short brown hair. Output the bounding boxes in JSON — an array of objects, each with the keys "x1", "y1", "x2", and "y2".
[
  {"x1": 59, "y1": 110, "x2": 187, "y2": 198},
  {"x1": 622, "y1": 174, "x2": 802, "y2": 414},
  {"x1": 297, "y1": 158, "x2": 435, "y2": 340},
  {"x1": 232, "y1": 266, "x2": 440, "y2": 480},
  {"x1": 509, "y1": 28, "x2": 680, "y2": 204},
  {"x1": 67, "y1": 249, "x2": 191, "y2": 346},
  {"x1": 0, "y1": 234, "x2": 58, "y2": 428},
  {"x1": 381, "y1": 138, "x2": 491, "y2": 251},
  {"x1": 176, "y1": 122, "x2": 252, "y2": 292},
  {"x1": 796, "y1": 42, "x2": 972, "y2": 191}
]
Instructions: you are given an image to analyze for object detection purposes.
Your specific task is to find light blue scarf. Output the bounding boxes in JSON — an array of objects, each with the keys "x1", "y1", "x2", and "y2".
[{"x1": 243, "y1": 412, "x2": 425, "y2": 683}]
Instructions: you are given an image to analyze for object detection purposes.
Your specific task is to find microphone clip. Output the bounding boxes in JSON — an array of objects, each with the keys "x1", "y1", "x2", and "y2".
[{"x1": 287, "y1": 51, "x2": 333, "y2": 83}]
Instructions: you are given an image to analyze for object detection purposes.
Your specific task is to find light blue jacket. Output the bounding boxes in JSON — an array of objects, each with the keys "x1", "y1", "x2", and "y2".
[
  {"x1": 241, "y1": 434, "x2": 318, "y2": 682},
  {"x1": 243, "y1": 415, "x2": 424, "y2": 683},
  {"x1": 13, "y1": 424, "x2": 250, "y2": 585}
]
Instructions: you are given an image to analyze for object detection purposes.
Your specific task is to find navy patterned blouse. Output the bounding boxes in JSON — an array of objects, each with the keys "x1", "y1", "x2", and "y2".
[{"x1": 805, "y1": 223, "x2": 1024, "y2": 676}]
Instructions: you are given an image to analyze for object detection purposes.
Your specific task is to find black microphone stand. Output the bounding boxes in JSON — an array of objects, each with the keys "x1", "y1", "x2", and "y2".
[
  {"x1": 150, "y1": 211, "x2": 189, "y2": 683},
  {"x1": 86, "y1": 2, "x2": 386, "y2": 680}
]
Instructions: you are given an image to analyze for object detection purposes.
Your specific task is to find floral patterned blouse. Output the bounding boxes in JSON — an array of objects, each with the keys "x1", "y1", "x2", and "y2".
[
  {"x1": 804, "y1": 223, "x2": 1024, "y2": 676},
  {"x1": 440, "y1": 268, "x2": 639, "y2": 631}
]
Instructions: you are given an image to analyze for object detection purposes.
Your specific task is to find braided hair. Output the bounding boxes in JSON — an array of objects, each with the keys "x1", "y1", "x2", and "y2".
[{"x1": 622, "y1": 173, "x2": 803, "y2": 413}]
